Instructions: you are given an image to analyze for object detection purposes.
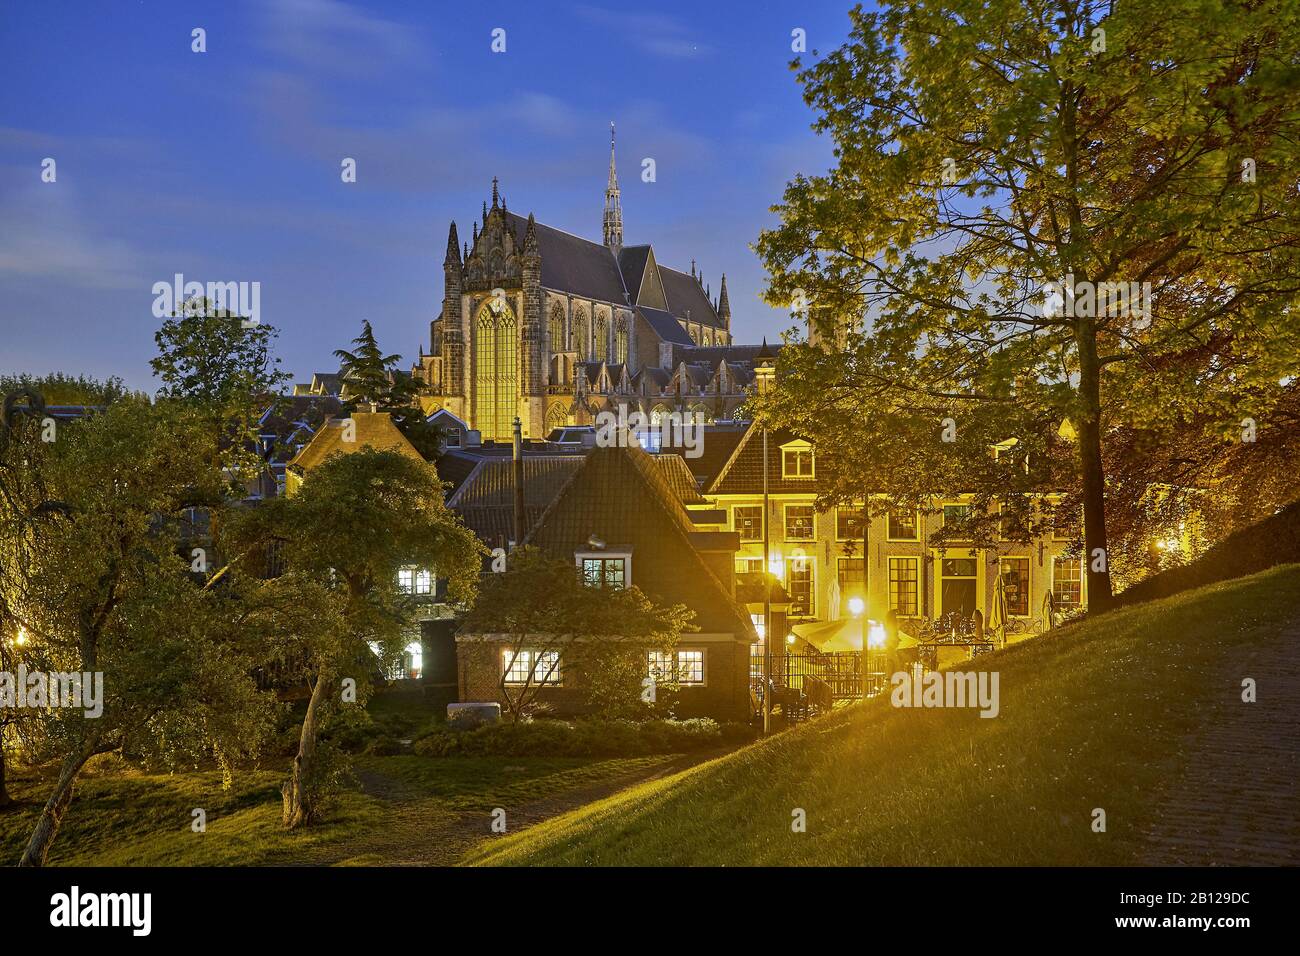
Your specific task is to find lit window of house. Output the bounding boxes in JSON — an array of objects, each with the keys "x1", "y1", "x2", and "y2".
[
  {"x1": 781, "y1": 442, "x2": 815, "y2": 478},
  {"x1": 502, "y1": 649, "x2": 561, "y2": 685},
  {"x1": 734, "y1": 505, "x2": 763, "y2": 541},
  {"x1": 1053, "y1": 558, "x2": 1082, "y2": 607},
  {"x1": 999, "y1": 557, "x2": 1030, "y2": 616},
  {"x1": 785, "y1": 505, "x2": 815, "y2": 540},
  {"x1": 942, "y1": 504, "x2": 973, "y2": 540},
  {"x1": 647, "y1": 649, "x2": 705, "y2": 686},
  {"x1": 1051, "y1": 505, "x2": 1079, "y2": 542},
  {"x1": 397, "y1": 567, "x2": 433, "y2": 595},
  {"x1": 888, "y1": 557, "x2": 919, "y2": 616},
  {"x1": 736, "y1": 556, "x2": 764, "y2": 575},
  {"x1": 788, "y1": 557, "x2": 813, "y2": 616},
  {"x1": 579, "y1": 555, "x2": 627, "y2": 589},
  {"x1": 836, "y1": 506, "x2": 864, "y2": 541},
  {"x1": 887, "y1": 509, "x2": 919, "y2": 541},
  {"x1": 837, "y1": 557, "x2": 864, "y2": 616}
]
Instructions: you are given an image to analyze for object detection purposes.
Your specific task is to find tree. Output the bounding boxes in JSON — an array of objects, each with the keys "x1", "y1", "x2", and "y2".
[
  {"x1": 229, "y1": 448, "x2": 483, "y2": 828},
  {"x1": 460, "y1": 548, "x2": 693, "y2": 722},
  {"x1": 0, "y1": 373, "x2": 142, "y2": 407},
  {"x1": 151, "y1": 304, "x2": 291, "y2": 484},
  {"x1": 0, "y1": 399, "x2": 279, "y2": 865},
  {"x1": 756, "y1": 0, "x2": 1300, "y2": 610},
  {"x1": 334, "y1": 320, "x2": 445, "y2": 459}
]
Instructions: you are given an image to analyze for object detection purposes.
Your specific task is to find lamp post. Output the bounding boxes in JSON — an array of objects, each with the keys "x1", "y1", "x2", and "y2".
[
  {"x1": 762, "y1": 425, "x2": 771, "y2": 736},
  {"x1": 848, "y1": 596, "x2": 868, "y2": 699}
]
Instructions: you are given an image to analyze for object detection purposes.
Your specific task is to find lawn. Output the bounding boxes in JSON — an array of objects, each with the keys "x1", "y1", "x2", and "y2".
[
  {"x1": 468, "y1": 563, "x2": 1300, "y2": 866},
  {"x1": 0, "y1": 682, "x2": 689, "y2": 866}
]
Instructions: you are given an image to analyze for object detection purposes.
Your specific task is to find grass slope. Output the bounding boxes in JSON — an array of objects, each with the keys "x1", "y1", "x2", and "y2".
[{"x1": 469, "y1": 564, "x2": 1300, "y2": 866}]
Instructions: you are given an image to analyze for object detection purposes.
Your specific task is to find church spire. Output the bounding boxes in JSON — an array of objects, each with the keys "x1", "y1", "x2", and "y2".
[
  {"x1": 603, "y1": 122, "x2": 623, "y2": 252},
  {"x1": 445, "y1": 221, "x2": 461, "y2": 267},
  {"x1": 718, "y1": 273, "x2": 731, "y2": 327}
]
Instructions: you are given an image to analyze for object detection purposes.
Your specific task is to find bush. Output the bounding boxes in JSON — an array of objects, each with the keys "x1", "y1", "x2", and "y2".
[
  {"x1": 1114, "y1": 500, "x2": 1300, "y2": 608},
  {"x1": 411, "y1": 717, "x2": 728, "y2": 758},
  {"x1": 364, "y1": 735, "x2": 405, "y2": 756}
]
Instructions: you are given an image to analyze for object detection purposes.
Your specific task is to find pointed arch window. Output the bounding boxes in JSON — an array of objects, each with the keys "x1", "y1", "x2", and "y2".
[
  {"x1": 548, "y1": 303, "x2": 566, "y2": 355},
  {"x1": 474, "y1": 299, "x2": 518, "y2": 442},
  {"x1": 574, "y1": 307, "x2": 589, "y2": 361},
  {"x1": 615, "y1": 317, "x2": 629, "y2": 365},
  {"x1": 595, "y1": 313, "x2": 609, "y2": 363}
]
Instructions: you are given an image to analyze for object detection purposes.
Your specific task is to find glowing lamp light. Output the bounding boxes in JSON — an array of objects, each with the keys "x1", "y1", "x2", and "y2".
[
  {"x1": 847, "y1": 596, "x2": 866, "y2": 617},
  {"x1": 786, "y1": 633, "x2": 796, "y2": 645},
  {"x1": 13, "y1": 627, "x2": 28, "y2": 647},
  {"x1": 768, "y1": 556, "x2": 785, "y2": 580},
  {"x1": 867, "y1": 622, "x2": 887, "y2": 648}
]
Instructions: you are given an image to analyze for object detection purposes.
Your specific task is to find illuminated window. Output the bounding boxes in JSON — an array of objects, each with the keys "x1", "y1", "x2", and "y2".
[
  {"x1": 736, "y1": 556, "x2": 764, "y2": 574},
  {"x1": 999, "y1": 557, "x2": 1030, "y2": 616},
  {"x1": 647, "y1": 649, "x2": 705, "y2": 686},
  {"x1": 580, "y1": 556, "x2": 626, "y2": 589},
  {"x1": 548, "y1": 303, "x2": 566, "y2": 354},
  {"x1": 788, "y1": 557, "x2": 813, "y2": 616},
  {"x1": 942, "y1": 504, "x2": 973, "y2": 541},
  {"x1": 397, "y1": 567, "x2": 432, "y2": 595},
  {"x1": 887, "y1": 509, "x2": 918, "y2": 541},
  {"x1": 785, "y1": 505, "x2": 814, "y2": 540},
  {"x1": 615, "y1": 319, "x2": 629, "y2": 365},
  {"x1": 838, "y1": 558, "x2": 864, "y2": 616},
  {"x1": 502, "y1": 649, "x2": 561, "y2": 685},
  {"x1": 888, "y1": 557, "x2": 919, "y2": 616},
  {"x1": 836, "y1": 506, "x2": 864, "y2": 541},
  {"x1": 595, "y1": 313, "x2": 609, "y2": 363},
  {"x1": 781, "y1": 444, "x2": 814, "y2": 478},
  {"x1": 734, "y1": 505, "x2": 763, "y2": 541},
  {"x1": 1051, "y1": 504, "x2": 1079, "y2": 542},
  {"x1": 1053, "y1": 558, "x2": 1082, "y2": 606},
  {"x1": 474, "y1": 300, "x2": 518, "y2": 442}
]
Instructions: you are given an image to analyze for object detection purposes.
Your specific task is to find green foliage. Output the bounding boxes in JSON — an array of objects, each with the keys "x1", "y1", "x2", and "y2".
[
  {"x1": 756, "y1": 0, "x2": 1300, "y2": 605},
  {"x1": 332, "y1": 320, "x2": 445, "y2": 458},
  {"x1": 0, "y1": 373, "x2": 143, "y2": 407}
]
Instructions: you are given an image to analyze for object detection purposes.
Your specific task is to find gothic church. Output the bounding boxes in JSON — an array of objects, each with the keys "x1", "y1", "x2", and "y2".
[{"x1": 410, "y1": 128, "x2": 776, "y2": 440}]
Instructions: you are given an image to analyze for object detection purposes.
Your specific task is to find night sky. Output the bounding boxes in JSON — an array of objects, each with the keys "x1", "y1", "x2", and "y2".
[{"x1": 0, "y1": 0, "x2": 857, "y2": 391}]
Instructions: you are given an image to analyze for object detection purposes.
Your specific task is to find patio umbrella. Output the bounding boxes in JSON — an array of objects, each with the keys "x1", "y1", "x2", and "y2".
[
  {"x1": 792, "y1": 617, "x2": 919, "y2": 654},
  {"x1": 827, "y1": 575, "x2": 842, "y2": 621},
  {"x1": 988, "y1": 572, "x2": 1009, "y2": 645}
]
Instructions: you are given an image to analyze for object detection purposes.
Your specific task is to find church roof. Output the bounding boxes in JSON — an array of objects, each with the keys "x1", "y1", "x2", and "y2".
[
  {"x1": 617, "y1": 245, "x2": 653, "y2": 298},
  {"x1": 506, "y1": 212, "x2": 628, "y2": 303},
  {"x1": 659, "y1": 266, "x2": 720, "y2": 326},
  {"x1": 636, "y1": 306, "x2": 694, "y2": 346}
]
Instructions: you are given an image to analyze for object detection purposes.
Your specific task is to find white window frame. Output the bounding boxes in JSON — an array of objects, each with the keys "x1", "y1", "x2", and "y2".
[
  {"x1": 780, "y1": 440, "x2": 815, "y2": 479},
  {"x1": 502, "y1": 649, "x2": 562, "y2": 686},
  {"x1": 575, "y1": 552, "x2": 631, "y2": 589}
]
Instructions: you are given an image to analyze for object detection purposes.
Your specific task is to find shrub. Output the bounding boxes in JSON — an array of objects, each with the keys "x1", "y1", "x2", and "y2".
[{"x1": 364, "y1": 735, "x2": 404, "y2": 757}]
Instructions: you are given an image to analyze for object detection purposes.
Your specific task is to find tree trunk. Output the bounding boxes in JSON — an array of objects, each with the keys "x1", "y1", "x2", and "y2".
[
  {"x1": 0, "y1": 730, "x2": 13, "y2": 809},
  {"x1": 19, "y1": 747, "x2": 91, "y2": 866},
  {"x1": 282, "y1": 664, "x2": 334, "y2": 829},
  {"x1": 1075, "y1": 326, "x2": 1115, "y2": 612}
]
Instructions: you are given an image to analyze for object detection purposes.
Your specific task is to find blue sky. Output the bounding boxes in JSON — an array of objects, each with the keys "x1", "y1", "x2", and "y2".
[{"x1": 0, "y1": 0, "x2": 855, "y2": 391}]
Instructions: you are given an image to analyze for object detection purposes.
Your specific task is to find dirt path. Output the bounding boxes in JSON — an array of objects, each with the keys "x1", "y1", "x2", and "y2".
[
  {"x1": 1141, "y1": 622, "x2": 1300, "y2": 865},
  {"x1": 284, "y1": 750, "x2": 719, "y2": 867}
]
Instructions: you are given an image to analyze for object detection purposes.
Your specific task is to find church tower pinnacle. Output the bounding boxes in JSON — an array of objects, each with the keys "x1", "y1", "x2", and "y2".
[{"x1": 603, "y1": 122, "x2": 623, "y2": 253}]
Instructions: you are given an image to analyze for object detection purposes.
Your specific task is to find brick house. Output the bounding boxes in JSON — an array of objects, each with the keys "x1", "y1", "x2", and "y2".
[{"x1": 455, "y1": 444, "x2": 758, "y2": 722}]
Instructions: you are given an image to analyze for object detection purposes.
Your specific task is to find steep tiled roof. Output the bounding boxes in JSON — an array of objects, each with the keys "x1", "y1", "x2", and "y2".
[
  {"x1": 507, "y1": 212, "x2": 628, "y2": 303},
  {"x1": 522, "y1": 446, "x2": 755, "y2": 637},
  {"x1": 618, "y1": 245, "x2": 652, "y2": 298},
  {"x1": 444, "y1": 453, "x2": 585, "y2": 546},
  {"x1": 636, "y1": 306, "x2": 694, "y2": 346},
  {"x1": 652, "y1": 454, "x2": 707, "y2": 505},
  {"x1": 706, "y1": 424, "x2": 819, "y2": 496},
  {"x1": 659, "y1": 266, "x2": 721, "y2": 327},
  {"x1": 287, "y1": 411, "x2": 423, "y2": 473},
  {"x1": 666, "y1": 423, "x2": 749, "y2": 486},
  {"x1": 669, "y1": 343, "x2": 784, "y2": 366}
]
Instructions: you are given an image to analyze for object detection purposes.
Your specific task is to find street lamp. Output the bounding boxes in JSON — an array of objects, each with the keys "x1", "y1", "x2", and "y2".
[{"x1": 848, "y1": 597, "x2": 869, "y2": 698}]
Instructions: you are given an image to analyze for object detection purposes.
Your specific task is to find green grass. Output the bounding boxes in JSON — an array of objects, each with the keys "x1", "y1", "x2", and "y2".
[
  {"x1": 468, "y1": 564, "x2": 1300, "y2": 866},
  {"x1": 0, "y1": 751, "x2": 683, "y2": 866}
]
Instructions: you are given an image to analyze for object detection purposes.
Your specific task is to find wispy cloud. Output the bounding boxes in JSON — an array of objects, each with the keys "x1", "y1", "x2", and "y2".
[
  {"x1": 573, "y1": 5, "x2": 712, "y2": 58},
  {"x1": 258, "y1": 0, "x2": 424, "y2": 76}
]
